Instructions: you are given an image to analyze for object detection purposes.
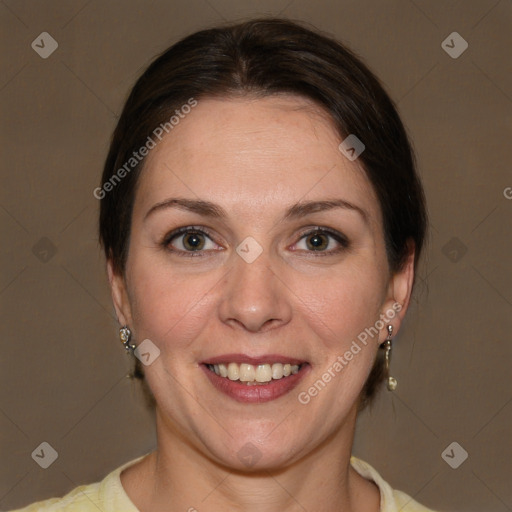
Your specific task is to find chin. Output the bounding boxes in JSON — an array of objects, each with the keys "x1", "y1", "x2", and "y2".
[{"x1": 219, "y1": 446, "x2": 300, "y2": 473}]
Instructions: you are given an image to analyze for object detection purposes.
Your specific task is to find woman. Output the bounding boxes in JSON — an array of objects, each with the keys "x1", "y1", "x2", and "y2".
[{"x1": 13, "y1": 18, "x2": 436, "y2": 512}]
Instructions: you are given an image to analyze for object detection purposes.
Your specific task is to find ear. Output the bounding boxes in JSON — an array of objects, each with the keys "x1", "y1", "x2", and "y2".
[
  {"x1": 107, "y1": 259, "x2": 133, "y2": 328},
  {"x1": 379, "y1": 240, "x2": 416, "y2": 343}
]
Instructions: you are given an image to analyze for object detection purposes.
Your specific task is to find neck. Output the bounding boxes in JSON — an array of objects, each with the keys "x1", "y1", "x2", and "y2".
[{"x1": 122, "y1": 408, "x2": 380, "y2": 512}]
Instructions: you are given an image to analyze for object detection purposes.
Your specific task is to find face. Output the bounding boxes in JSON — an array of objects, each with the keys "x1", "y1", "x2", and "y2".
[{"x1": 110, "y1": 95, "x2": 414, "y2": 471}]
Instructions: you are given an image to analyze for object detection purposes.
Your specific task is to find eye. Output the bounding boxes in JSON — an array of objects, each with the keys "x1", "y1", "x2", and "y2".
[
  {"x1": 294, "y1": 228, "x2": 348, "y2": 254},
  {"x1": 163, "y1": 227, "x2": 220, "y2": 254}
]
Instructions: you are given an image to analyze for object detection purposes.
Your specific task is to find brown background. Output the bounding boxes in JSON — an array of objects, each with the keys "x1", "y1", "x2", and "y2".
[{"x1": 1, "y1": 1, "x2": 511, "y2": 511}]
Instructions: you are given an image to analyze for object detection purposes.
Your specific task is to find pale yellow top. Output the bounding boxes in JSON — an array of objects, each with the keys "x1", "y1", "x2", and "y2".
[{"x1": 10, "y1": 454, "x2": 438, "y2": 511}]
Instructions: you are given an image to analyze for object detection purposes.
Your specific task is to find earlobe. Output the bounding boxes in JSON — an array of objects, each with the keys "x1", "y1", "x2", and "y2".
[{"x1": 107, "y1": 259, "x2": 132, "y2": 327}]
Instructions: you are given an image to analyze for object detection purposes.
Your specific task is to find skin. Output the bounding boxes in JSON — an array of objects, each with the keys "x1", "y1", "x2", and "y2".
[{"x1": 109, "y1": 95, "x2": 415, "y2": 512}]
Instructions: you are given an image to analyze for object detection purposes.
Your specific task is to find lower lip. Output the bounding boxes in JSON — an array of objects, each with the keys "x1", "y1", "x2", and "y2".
[{"x1": 201, "y1": 364, "x2": 310, "y2": 403}]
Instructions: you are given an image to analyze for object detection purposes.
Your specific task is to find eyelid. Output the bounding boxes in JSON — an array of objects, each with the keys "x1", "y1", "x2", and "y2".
[
  {"x1": 297, "y1": 226, "x2": 348, "y2": 242},
  {"x1": 161, "y1": 225, "x2": 349, "y2": 256},
  {"x1": 291, "y1": 226, "x2": 350, "y2": 253},
  {"x1": 162, "y1": 225, "x2": 223, "y2": 255},
  {"x1": 163, "y1": 225, "x2": 216, "y2": 244}
]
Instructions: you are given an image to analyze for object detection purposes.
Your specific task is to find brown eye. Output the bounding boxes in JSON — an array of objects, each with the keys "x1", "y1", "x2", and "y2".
[
  {"x1": 306, "y1": 233, "x2": 329, "y2": 251},
  {"x1": 182, "y1": 232, "x2": 205, "y2": 251},
  {"x1": 294, "y1": 228, "x2": 349, "y2": 254},
  {"x1": 164, "y1": 228, "x2": 219, "y2": 254}
]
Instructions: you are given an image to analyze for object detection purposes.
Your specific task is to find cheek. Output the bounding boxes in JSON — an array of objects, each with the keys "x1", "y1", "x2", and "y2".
[
  {"x1": 294, "y1": 272, "x2": 385, "y2": 411},
  {"x1": 126, "y1": 256, "x2": 217, "y2": 354},
  {"x1": 292, "y1": 263, "x2": 386, "y2": 352}
]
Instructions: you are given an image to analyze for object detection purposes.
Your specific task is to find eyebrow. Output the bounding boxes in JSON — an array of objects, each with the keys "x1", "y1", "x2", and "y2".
[{"x1": 144, "y1": 197, "x2": 368, "y2": 224}]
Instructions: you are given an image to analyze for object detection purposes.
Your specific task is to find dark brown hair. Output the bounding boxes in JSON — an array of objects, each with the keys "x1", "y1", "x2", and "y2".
[{"x1": 99, "y1": 18, "x2": 427, "y2": 409}]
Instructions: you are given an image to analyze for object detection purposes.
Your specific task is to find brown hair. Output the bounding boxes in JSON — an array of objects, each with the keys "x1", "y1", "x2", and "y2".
[{"x1": 99, "y1": 18, "x2": 427, "y2": 409}]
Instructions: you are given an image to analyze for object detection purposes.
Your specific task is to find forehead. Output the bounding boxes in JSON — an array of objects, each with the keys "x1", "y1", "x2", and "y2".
[{"x1": 135, "y1": 95, "x2": 381, "y2": 227}]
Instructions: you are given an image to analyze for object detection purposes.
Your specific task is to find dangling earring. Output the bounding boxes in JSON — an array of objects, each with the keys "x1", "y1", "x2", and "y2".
[
  {"x1": 119, "y1": 326, "x2": 136, "y2": 353},
  {"x1": 383, "y1": 325, "x2": 397, "y2": 391}
]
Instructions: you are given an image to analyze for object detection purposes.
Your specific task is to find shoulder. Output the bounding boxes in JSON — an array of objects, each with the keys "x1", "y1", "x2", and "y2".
[
  {"x1": 350, "y1": 456, "x2": 439, "y2": 512},
  {"x1": 8, "y1": 454, "x2": 148, "y2": 512},
  {"x1": 8, "y1": 481, "x2": 103, "y2": 512},
  {"x1": 392, "y1": 489, "x2": 439, "y2": 512}
]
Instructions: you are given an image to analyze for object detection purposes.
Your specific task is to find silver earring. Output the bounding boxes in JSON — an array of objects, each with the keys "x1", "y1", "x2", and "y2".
[
  {"x1": 383, "y1": 325, "x2": 397, "y2": 391},
  {"x1": 119, "y1": 326, "x2": 136, "y2": 353}
]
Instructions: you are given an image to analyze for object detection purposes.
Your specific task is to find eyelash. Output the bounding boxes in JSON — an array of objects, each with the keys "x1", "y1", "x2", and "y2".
[
  {"x1": 294, "y1": 227, "x2": 349, "y2": 256},
  {"x1": 161, "y1": 226, "x2": 349, "y2": 257},
  {"x1": 162, "y1": 226, "x2": 219, "y2": 257}
]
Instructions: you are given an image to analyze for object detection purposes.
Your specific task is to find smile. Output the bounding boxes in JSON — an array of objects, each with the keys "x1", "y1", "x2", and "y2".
[
  {"x1": 206, "y1": 362, "x2": 301, "y2": 384},
  {"x1": 201, "y1": 355, "x2": 310, "y2": 403}
]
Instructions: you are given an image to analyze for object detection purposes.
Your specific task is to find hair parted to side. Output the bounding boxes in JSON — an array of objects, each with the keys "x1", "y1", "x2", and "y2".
[{"x1": 99, "y1": 18, "x2": 428, "y2": 410}]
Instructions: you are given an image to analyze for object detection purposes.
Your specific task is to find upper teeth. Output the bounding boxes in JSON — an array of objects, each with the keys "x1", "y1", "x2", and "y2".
[{"x1": 208, "y1": 362, "x2": 300, "y2": 383}]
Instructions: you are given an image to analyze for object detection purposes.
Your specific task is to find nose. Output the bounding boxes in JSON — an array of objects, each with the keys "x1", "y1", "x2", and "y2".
[{"x1": 218, "y1": 247, "x2": 293, "y2": 334}]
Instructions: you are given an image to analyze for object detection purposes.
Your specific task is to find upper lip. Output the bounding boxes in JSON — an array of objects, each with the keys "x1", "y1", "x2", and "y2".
[{"x1": 201, "y1": 353, "x2": 306, "y2": 365}]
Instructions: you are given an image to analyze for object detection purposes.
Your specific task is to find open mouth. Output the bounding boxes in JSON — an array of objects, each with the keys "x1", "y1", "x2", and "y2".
[
  {"x1": 205, "y1": 362, "x2": 303, "y2": 385},
  {"x1": 201, "y1": 357, "x2": 310, "y2": 403}
]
